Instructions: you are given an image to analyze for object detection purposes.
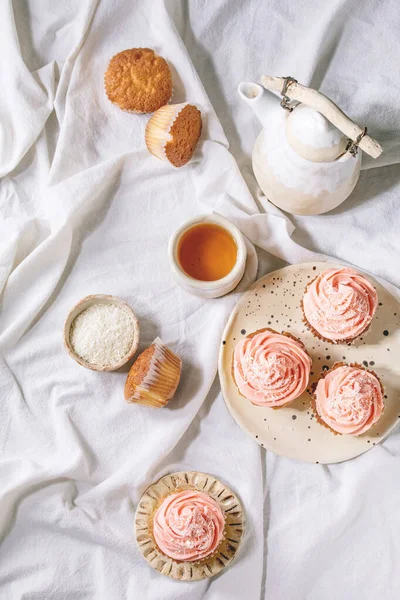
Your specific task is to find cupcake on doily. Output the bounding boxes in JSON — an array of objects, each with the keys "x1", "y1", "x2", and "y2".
[
  {"x1": 145, "y1": 103, "x2": 202, "y2": 167},
  {"x1": 135, "y1": 471, "x2": 244, "y2": 581},
  {"x1": 312, "y1": 362, "x2": 384, "y2": 436},
  {"x1": 232, "y1": 328, "x2": 312, "y2": 408},
  {"x1": 302, "y1": 267, "x2": 378, "y2": 344},
  {"x1": 124, "y1": 338, "x2": 181, "y2": 408}
]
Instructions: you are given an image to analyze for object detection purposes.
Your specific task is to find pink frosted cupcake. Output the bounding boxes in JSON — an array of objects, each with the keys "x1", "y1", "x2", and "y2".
[
  {"x1": 152, "y1": 490, "x2": 225, "y2": 562},
  {"x1": 313, "y1": 363, "x2": 384, "y2": 436},
  {"x1": 233, "y1": 328, "x2": 311, "y2": 408},
  {"x1": 302, "y1": 267, "x2": 378, "y2": 344}
]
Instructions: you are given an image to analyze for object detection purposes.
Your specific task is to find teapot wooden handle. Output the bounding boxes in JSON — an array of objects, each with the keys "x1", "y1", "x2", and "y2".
[{"x1": 261, "y1": 75, "x2": 382, "y2": 159}]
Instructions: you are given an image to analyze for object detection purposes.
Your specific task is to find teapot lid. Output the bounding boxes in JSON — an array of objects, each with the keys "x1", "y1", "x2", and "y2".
[{"x1": 286, "y1": 104, "x2": 347, "y2": 162}]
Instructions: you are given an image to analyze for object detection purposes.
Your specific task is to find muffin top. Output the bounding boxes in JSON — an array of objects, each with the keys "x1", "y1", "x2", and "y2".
[
  {"x1": 233, "y1": 328, "x2": 311, "y2": 407},
  {"x1": 303, "y1": 267, "x2": 378, "y2": 342},
  {"x1": 153, "y1": 490, "x2": 225, "y2": 561},
  {"x1": 104, "y1": 48, "x2": 172, "y2": 113},
  {"x1": 314, "y1": 364, "x2": 383, "y2": 435}
]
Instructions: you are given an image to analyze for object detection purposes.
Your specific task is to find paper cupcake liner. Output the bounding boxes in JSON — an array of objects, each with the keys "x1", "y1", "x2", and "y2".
[
  {"x1": 311, "y1": 361, "x2": 385, "y2": 436},
  {"x1": 134, "y1": 471, "x2": 244, "y2": 581},
  {"x1": 127, "y1": 337, "x2": 181, "y2": 408},
  {"x1": 145, "y1": 103, "x2": 190, "y2": 161}
]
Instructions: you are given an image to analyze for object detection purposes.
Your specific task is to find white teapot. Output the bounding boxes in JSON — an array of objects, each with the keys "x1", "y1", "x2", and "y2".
[{"x1": 238, "y1": 76, "x2": 382, "y2": 216}]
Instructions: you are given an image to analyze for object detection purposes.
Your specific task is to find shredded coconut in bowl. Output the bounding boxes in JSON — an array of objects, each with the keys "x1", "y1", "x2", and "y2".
[{"x1": 69, "y1": 303, "x2": 136, "y2": 367}]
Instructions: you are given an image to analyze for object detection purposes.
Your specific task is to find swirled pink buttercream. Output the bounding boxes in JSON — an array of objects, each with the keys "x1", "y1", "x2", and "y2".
[
  {"x1": 153, "y1": 490, "x2": 225, "y2": 561},
  {"x1": 303, "y1": 268, "x2": 378, "y2": 342},
  {"x1": 233, "y1": 329, "x2": 311, "y2": 407},
  {"x1": 315, "y1": 365, "x2": 383, "y2": 435}
]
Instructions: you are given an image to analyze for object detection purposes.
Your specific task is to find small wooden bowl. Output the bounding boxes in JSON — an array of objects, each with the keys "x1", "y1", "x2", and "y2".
[{"x1": 64, "y1": 294, "x2": 140, "y2": 372}]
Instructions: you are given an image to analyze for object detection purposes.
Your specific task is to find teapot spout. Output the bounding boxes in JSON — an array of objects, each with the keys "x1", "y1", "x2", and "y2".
[{"x1": 238, "y1": 81, "x2": 278, "y2": 130}]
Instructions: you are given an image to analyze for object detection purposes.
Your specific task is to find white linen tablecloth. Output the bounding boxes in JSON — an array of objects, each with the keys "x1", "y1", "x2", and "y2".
[{"x1": 1, "y1": 1, "x2": 399, "y2": 599}]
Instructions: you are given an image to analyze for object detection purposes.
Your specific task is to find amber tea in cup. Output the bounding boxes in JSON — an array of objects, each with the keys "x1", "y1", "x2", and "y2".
[{"x1": 177, "y1": 223, "x2": 237, "y2": 281}]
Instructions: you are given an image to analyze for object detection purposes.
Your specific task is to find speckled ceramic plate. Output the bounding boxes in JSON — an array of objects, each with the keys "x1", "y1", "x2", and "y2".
[
  {"x1": 218, "y1": 262, "x2": 400, "y2": 464},
  {"x1": 134, "y1": 471, "x2": 244, "y2": 581}
]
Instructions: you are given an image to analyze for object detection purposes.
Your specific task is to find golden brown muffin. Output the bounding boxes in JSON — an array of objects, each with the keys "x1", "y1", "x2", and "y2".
[
  {"x1": 145, "y1": 103, "x2": 202, "y2": 167},
  {"x1": 124, "y1": 339, "x2": 182, "y2": 408},
  {"x1": 104, "y1": 48, "x2": 173, "y2": 113}
]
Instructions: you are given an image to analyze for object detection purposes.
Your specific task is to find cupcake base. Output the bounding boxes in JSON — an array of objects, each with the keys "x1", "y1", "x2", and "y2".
[{"x1": 134, "y1": 471, "x2": 244, "y2": 581}]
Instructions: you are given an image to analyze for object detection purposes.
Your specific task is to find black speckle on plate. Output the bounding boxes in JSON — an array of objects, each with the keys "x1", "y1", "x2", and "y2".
[
  {"x1": 383, "y1": 330, "x2": 389, "y2": 336},
  {"x1": 222, "y1": 341, "x2": 226, "y2": 345},
  {"x1": 292, "y1": 415, "x2": 297, "y2": 420},
  {"x1": 240, "y1": 329, "x2": 246, "y2": 335},
  {"x1": 363, "y1": 361, "x2": 368, "y2": 367}
]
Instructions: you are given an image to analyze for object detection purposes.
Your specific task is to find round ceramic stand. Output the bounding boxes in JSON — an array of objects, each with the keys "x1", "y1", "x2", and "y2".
[{"x1": 219, "y1": 262, "x2": 400, "y2": 464}]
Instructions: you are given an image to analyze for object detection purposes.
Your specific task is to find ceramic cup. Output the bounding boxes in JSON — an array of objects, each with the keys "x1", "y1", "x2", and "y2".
[{"x1": 168, "y1": 214, "x2": 247, "y2": 299}]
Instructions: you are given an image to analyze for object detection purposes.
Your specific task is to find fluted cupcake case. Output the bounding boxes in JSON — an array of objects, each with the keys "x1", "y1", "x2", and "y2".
[
  {"x1": 124, "y1": 338, "x2": 182, "y2": 408},
  {"x1": 134, "y1": 471, "x2": 244, "y2": 581}
]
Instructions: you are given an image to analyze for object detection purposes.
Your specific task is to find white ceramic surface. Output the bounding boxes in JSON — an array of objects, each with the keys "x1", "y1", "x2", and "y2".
[
  {"x1": 218, "y1": 262, "x2": 400, "y2": 464},
  {"x1": 168, "y1": 214, "x2": 247, "y2": 299},
  {"x1": 64, "y1": 294, "x2": 140, "y2": 372}
]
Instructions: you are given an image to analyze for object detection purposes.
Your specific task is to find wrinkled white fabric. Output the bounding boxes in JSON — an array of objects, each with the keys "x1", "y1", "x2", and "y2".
[{"x1": 0, "y1": 1, "x2": 399, "y2": 599}]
